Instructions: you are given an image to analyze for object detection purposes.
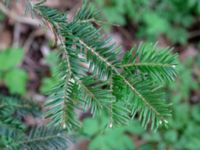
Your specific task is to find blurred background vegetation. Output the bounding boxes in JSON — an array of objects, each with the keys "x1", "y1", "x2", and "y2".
[{"x1": 0, "y1": 0, "x2": 199, "y2": 150}]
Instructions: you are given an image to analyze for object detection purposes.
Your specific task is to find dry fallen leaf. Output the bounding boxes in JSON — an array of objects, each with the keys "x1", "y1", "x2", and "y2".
[
  {"x1": 180, "y1": 45, "x2": 198, "y2": 61},
  {"x1": 0, "y1": 29, "x2": 12, "y2": 50}
]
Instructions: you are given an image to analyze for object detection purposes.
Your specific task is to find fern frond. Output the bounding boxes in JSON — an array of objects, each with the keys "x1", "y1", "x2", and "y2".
[{"x1": 120, "y1": 43, "x2": 178, "y2": 82}]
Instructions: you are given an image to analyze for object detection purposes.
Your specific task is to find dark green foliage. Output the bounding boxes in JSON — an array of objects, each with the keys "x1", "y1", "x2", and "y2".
[
  {"x1": 0, "y1": 1, "x2": 179, "y2": 149},
  {"x1": 119, "y1": 58, "x2": 199, "y2": 150},
  {"x1": 83, "y1": 66, "x2": 200, "y2": 150},
  {"x1": 78, "y1": 76, "x2": 114, "y2": 115},
  {"x1": 33, "y1": 1, "x2": 178, "y2": 131},
  {"x1": 0, "y1": 95, "x2": 69, "y2": 150},
  {"x1": 121, "y1": 43, "x2": 177, "y2": 82},
  {"x1": 0, "y1": 95, "x2": 41, "y2": 129},
  {"x1": 35, "y1": 5, "x2": 67, "y2": 24},
  {"x1": 19, "y1": 126, "x2": 69, "y2": 150},
  {"x1": 3, "y1": 126, "x2": 69, "y2": 150}
]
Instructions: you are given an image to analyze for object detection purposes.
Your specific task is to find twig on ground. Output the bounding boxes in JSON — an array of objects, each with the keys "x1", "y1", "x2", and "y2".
[
  {"x1": 13, "y1": 23, "x2": 21, "y2": 47},
  {"x1": 23, "y1": 28, "x2": 45, "y2": 53},
  {"x1": 0, "y1": 2, "x2": 40, "y2": 26}
]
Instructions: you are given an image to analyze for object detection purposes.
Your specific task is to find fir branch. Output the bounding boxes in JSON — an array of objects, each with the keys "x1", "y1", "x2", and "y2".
[
  {"x1": 10, "y1": 126, "x2": 69, "y2": 150},
  {"x1": 33, "y1": 1, "x2": 178, "y2": 130},
  {"x1": 120, "y1": 43, "x2": 178, "y2": 82},
  {"x1": 77, "y1": 76, "x2": 114, "y2": 115}
]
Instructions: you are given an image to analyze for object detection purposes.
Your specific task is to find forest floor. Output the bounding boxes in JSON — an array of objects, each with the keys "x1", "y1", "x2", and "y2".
[{"x1": 0, "y1": 0, "x2": 200, "y2": 149}]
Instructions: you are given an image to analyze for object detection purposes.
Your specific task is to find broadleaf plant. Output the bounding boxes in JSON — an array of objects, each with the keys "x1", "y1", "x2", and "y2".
[
  {"x1": 33, "y1": 0, "x2": 178, "y2": 130},
  {"x1": 0, "y1": 48, "x2": 28, "y2": 95}
]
